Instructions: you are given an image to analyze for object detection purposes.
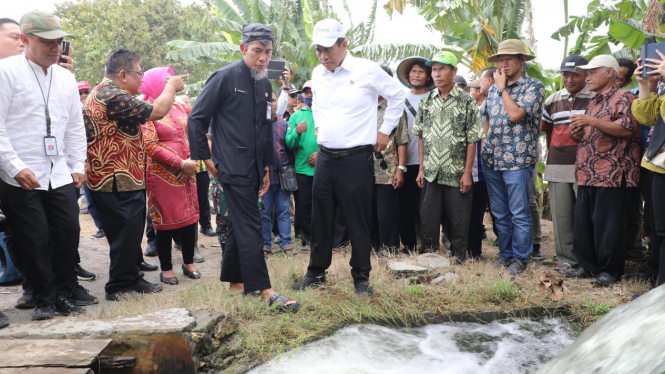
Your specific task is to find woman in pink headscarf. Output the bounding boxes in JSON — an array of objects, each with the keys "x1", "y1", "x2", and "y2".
[{"x1": 141, "y1": 67, "x2": 201, "y2": 285}]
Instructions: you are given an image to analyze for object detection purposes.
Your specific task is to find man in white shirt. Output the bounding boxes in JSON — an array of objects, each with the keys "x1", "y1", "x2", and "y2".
[
  {"x1": 291, "y1": 19, "x2": 406, "y2": 296},
  {"x1": 0, "y1": 11, "x2": 95, "y2": 321},
  {"x1": 396, "y1": 56, "x2": 433, "y2": 251}
]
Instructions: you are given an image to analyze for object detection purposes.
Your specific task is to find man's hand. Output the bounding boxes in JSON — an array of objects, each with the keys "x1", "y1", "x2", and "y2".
[
  {"x1": 14, "y1": 168, "x2": 41, "y2": 190},
  {"x1": 460, "y1": 172, "x2": 472, "y2": 194},
  {"x1": 259, "y1": 170, "x2": 270, "y2": 198},
  {"x1": 72, "y1": 173, "x2": 85, "y2": 189},
  {"x1": 58, "y1": 54, "x2": 73, "y2": 72},
  {"x1": 569, "y1": 123, "x2": 586, "y2": 142},
  {"x1": 393, "y1": 169, "x2": 404, "y2": 189},
  {"x1": 307, "y1": 152, "x2": 317, "y2": 167},
  {"x1": 167, "y1": 75, "x2": 187, "y2": 92},
  {"x1": 494, "y1": 68, "x2": 507, "y2": 89},
  {"x1": 374, "y1": 132, "x2": 389, "y2": 152},
  {"x1": 282, "y1": 67, "x2": 291, "y2": 88},
  {"x1": 181, "y1": 159, "x2": 197, "y2": 177},
  {"x1": 570, "y1": 114, "x2": 596, "y2": 129},
  {"x1": 296, "y1": 120, "x2": 308, "y2": 135},
  {"x1": 416, "y1": 168, "x2": 424, "y2": 188},
  {"x1": 204, "y1": 159, "x2": 218, "y2": 180}
]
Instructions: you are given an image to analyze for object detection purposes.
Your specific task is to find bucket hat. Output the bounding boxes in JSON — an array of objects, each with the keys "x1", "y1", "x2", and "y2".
[{"x1": 487, "y1": 39, "x2": 535, "y2": 63}]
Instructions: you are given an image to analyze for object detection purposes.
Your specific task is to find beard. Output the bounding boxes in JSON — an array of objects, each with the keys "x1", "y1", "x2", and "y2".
[
  {"x1": 411, "y1": 83, "x2": 425, "y2": 89},
  {"x1": 250, "y1": 69, "x2": 267, "y2": 81}
]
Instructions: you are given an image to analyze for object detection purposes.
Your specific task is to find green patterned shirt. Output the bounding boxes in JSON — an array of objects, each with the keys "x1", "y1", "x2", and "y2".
[
  {"x1": 413, "y1": 84, "x2": 485, "y2": 187},
  {"x1": 374, "y1": 101, "x2": 410, "y2": 184}
]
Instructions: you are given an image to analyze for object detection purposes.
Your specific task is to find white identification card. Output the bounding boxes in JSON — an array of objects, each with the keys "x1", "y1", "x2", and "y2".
[
  {"x1": 266, "y1": 101, "x2": 272, "y2": 120},
  {"x1": 44, "y1": 136, "x2": 58, "y2": 156}
]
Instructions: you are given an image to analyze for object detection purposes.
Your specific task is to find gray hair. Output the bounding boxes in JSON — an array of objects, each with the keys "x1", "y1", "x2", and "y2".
[{"x1": 603, "y1": 67, "x2": 618, "y2": 80}]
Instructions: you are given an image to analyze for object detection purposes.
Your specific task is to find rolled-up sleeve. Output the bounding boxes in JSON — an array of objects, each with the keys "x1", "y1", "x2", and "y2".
[
  {"x1": 631, "y1": 92, "x2": 663, "y2": 126},
  {"x1": 373, "y1": 65, "x2": 407, "y2": 136}
]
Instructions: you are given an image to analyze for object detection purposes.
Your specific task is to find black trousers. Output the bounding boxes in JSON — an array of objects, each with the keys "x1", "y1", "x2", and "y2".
[
  {"x1": 295, "y1": 174, "x2": 313, "y2": 244},
  {"x1": 574, "y1": 184, "x2": 631, "y2": 279},
  {"x1": 307, "y1": 148, "x2": 374, "y2": 283},
  {"x1": 468, "y1": 181, "x2": 488, "y2": 259},
  {"x1": 90, "y1": 186, "x2": 146, "y2": 294},
  {"x1": 420, "y1": 180, "x2": 473, "y2": 261},
  {"x1": 371, "y1": 184, "x2": 401, "y2": 250},
  {"x1": 398, "y1": 165, "x2": 421, "y2": 249},
  {"x1": 196, "y1": 171, "x2": 212, "y2": 230},
  {"x1": 156, "y1": 222, "x2": 197, "y2": 272},
  {"x1": 220, "y1": 183, "x2": 271, "y2": 292},
  {"x1": 648, "y1": 172, "x2": 665, "y2": 286},
  {"x1": 147, "y1": 210, "x2": 180, "y2": 246},
  {"x1": 0, "y1": 180, "x2": 79, "y2": 307}
]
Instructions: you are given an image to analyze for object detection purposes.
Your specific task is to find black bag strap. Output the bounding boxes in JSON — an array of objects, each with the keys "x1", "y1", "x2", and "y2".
[
  {"x1": 405, "y1": 98, "x2": 417, "y2": 117},
  {"x1": 274, "y1": 147, "x2": 284, "y2": 174}
]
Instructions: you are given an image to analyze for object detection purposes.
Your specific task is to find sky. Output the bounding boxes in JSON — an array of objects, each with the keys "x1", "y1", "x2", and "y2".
[{"x1": 5, "y1": 0, "x2": 604, "y2": 75}]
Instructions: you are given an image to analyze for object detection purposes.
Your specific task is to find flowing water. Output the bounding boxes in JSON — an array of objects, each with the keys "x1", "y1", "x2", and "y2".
[{"x1": 249, "y1": 318, "x2": 576, "y2": 374}]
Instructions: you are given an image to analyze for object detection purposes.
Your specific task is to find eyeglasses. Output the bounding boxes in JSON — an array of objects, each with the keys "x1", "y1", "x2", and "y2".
[
  {"x1": 374, "y1": 152, "x2": 388, "y2": 170},
  {"x1": 125, "y1": 70, "x2": 144, "y2": 78}
]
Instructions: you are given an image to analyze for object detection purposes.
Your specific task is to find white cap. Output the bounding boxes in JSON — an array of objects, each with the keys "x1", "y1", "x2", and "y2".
[
  {"x1": 575, "y1": 55, "x2": 619, "y2": 74},
  {"x1": 311, "y1": 19, "x2": 345, "y2": 48},
  {"x1": 303, "y1": 80, "x2": 313, "y2": 89}
]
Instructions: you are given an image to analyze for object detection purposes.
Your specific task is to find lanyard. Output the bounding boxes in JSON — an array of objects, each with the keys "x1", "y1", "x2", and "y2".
[{"x1": 26, "y1": 57, "x2": 53, "y2": 137}]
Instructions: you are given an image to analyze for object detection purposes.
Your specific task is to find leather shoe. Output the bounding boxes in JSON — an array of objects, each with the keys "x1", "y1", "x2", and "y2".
[
  {"x1": 138, "y1": 261, "x2": 158, "y2": 272},
  {"x1": 590, "y1": 272, "x2": 618, "y2": 287},
  {"x1": 0, "y1": 311, "x2": 9, "y2": 329},
  {"x1": 529, "y1": 244, "x2": 544, "y2": 261},
  {"x1": 505, "y1": 258, "x2": 527, "y2": 276},
  {"x1": 492, "y1": 258, "x2": 510, "y2": 269},
  {"x1": 160, "y1": 272, "x2": 179, "y2": 285},
  {"x1": 138, "y1": 271, "x2": 144, "y2": 278},
  {"x1": 564, "y1": 267, "x2": 592, "y2": 279},
  {"x1": 182, "y1": 265, "x2": 201, "y2": 279},
  {"x1": 144, "y1": 243, "x2": 157, "y2": 257},
  {"x1": 199, "y1": 226, "x2": 216, "y2": 237},
  {"x1": 291, "y1": 273, "x2": 327, "y2": 291},
  {"x1": 355, "y1": 282, "x2": 374, "y2": 296}
]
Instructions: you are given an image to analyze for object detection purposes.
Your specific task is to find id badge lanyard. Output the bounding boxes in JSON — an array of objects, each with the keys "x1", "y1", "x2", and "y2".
[{"x1": 27, "y1": 57, "x2": 57, "y2": 156}]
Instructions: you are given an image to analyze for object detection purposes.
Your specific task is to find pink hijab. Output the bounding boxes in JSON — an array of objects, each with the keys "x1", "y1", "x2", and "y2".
[{"x1": 140, "y1": 67, "x2": 175, "y2": 102}]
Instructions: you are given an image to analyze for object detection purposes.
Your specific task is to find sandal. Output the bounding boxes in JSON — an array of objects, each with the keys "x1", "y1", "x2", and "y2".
[
  {"x1": 268, "y1": 291, "x2": 301, "y2": 313},
  {"x1": 554, "y1": 263, "x2": 572, "y2": 274},
  {"x1": 263, "y1": 247, "x2": 271, "y2": 259},
  {"x1": 284, "y1": 247, "x2": 299, "y2": 256}
]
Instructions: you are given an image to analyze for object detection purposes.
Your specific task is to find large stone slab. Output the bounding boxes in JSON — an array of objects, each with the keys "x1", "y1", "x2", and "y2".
[
  {"x1": 387, "y1": 262, "x2": 429, "y2": 277},
  {"x1": 417, "y1": 253, "x2": 450, "y2": 269},
  {"x1": 0, "y1": 339, "x2": 111, "y2": 368}
]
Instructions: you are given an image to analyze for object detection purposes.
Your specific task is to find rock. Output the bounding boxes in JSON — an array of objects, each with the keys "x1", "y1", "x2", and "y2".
[
  {"x1": 443, "y1": 273, "x2": 459, "y2": 282},
  {"x1": 388, "y1": 262, "x2": 429, "y2": 277},
  {"x1": 192, "y1": 312, "x2": 224, "y2": 333},
  {"x1": 417, "y1": 253, "x2": 451, "y2": 269},
  {"x1": 431, "y1": 276, "x2": 445, "y2": 284},
  {"x1": 213, "y1": 316, "x2": 238, "y2": 340}
]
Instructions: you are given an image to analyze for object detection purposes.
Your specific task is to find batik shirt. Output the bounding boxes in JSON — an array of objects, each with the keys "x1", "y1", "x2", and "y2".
[
  {"x1": 84, "y1": 78, "x2": 154, "y2": 192},
  {"x1": 374, "y1": 101, "x2": 409, "y2": 185},
  {"x1": 480, "y1": 74, "x2": 545, "y2": 171},
  {"x1": 575, "y1": 85, "x2": 640, "y2": 188},
  {"x1": 413, "y1": 84, "x2": 485, "y2": 187}
]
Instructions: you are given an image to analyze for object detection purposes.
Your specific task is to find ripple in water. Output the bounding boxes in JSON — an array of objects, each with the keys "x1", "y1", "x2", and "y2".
[{"x1": 249, "y1": 318, "x2": 575, "y2": 374}]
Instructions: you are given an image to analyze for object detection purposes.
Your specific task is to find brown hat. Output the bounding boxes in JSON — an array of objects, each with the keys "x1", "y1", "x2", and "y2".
[
  {"x1": 468, "y1": 79, "x2": 481, "y2": 89},
  {"x1": 487, "y1": 39, "x2": 535, "y2": 63}
]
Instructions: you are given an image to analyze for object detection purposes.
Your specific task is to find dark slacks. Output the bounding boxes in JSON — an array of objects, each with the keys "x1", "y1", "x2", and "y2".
[
  {"x1": 295, "y1": 174, "x2": 313, "y2": 244},
  {"x1": 156, "y1": 222, "x2": 197, "y2": 272},
  {"x1": 196, "y1": 171, "x2": 212, "y2": 230},
  {"x1": 648, "y1": 172, "x2": 665, "y2": 286},
  {"x1": 90, "y1": 187, "x2": 145, "y2": 294},
  {"x1": 0, "y1": 180, "x2": 79, "y2": 307},
  {"x1": 220, "y1": 183, "x2": 271, "y2": 292},
  {"x1": 371, "y1": 184, "x2": 401, "y2": 250},
  {"x1": 574, "y1": 184, "x2": 631, "y2": 279},
  {"x1": 307, "y1": 148, "x2": 374, "y2": 283},
  {"x1": 420, "y1": 179, "x2": 473, "y2": 261},
  {"x1": 398, "y1": 165, "x2": 421, "y2": 249},
  {"x1": 468, "y1": 181, "x2": 488, "y2": 259}
]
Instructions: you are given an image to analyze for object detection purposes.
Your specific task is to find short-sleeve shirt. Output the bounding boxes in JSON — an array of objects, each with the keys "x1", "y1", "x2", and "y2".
[
  {"x1": 481, "y1": 74, "x2": 545, "y2": 171},
  {"x1": 84, "y1": 78, "x2": 154, "y2": 192},
  {"x1": 575, "y1": 85, "x2": 640, "y2": 188},
  {"x1": 413, "y1": 84, "x2": 485, "y2": 187},
  {"x1": 374, "y1": 101, "x2": 409, "y2": 185}
]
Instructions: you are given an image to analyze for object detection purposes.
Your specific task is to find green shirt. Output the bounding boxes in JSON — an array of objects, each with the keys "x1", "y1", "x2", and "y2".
[
  {"x1": 374, "y1": 101, "x2": 409, "y2": 184},
  {"x1": 413, "y1": 84, "x2": 485, "y2": 187},
  {"x1": 285, "y1": 107, "x2": 318, "y2": 176}
]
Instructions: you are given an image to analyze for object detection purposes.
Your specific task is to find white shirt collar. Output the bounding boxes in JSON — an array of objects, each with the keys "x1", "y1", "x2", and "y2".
[{"x1": 325, "y1": 51, "x2": 355, "y2": 75}]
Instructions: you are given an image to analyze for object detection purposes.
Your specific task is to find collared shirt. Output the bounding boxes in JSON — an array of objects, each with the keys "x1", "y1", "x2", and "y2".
[
  {"x1": 84, "y1": 78, "x2": 154, "y2": 192},
  {"x1": 480, "y1": 74, "x2": 546, "y2": 171},
  {"x1": 0, "y1": 55, "x2": 86, "y2": 190},
  {"x1": 374, "y1": 101, "x2": 409, "y2": 185},
  {"x1": 312, "y1": 52, "x2": 406, "y2": 149},
  {"x1": 540, "y1": 86, "x2": 596, "y2": 183},
  {"x1": 575, "y1": 85, "x2": 640, "y2": 187},
  {"x1": 269, "y1": 116, "x2": 294, "y2": 186},
  {"x1": 413, "y1": 84, "x2": 485, "y2": 186},
  {"x1": 404, "y1": 89, "x2": 428, "y2": 165}
]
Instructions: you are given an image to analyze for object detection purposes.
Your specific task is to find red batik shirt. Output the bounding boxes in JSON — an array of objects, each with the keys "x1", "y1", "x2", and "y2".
[
  {"x1": 575, "y1": 85, "x2": 640, "y2": 188},
  {"x1": 84, "y1": 78, "x2": 154, "y2": 192}
]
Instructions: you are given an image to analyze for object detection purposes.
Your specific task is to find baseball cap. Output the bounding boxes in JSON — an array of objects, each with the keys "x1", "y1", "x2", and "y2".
[
  {"x1": 468, "y1": 79, "x2": 481, "y2": 89},
  {"x1": 426, "y1": 51, "x2": 458, "y2": 68},
  {"x1": 302, "y1": 80, "x2": 313, "y2": 91},
  {"x1": 77, "y1": 81, "x2": 91, "y2": 91},
  {"x1": 20, "y1": 11, "x2": 74, "y2": 40},
  {"x1": 311, "y1": 19, "x2": 345, "y2": 48},
  {"x1": 452, "y1": 75, "x2": 467, "y2": 87},
  {"x1": 575, "y1": 55, "x2": 619, "y2": 74},
  {"x1": 560, "y1": 55, "x2": 588, "y2": 73}
]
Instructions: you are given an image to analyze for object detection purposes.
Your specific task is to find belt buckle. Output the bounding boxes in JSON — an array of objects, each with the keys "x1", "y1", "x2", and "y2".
[{"x1": 329, "y1": 150, "x2": 339, "y2": 159}]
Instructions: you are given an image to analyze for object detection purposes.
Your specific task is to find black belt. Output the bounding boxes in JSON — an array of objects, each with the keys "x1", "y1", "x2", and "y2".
[{"x1": 319, "y1": 145, "x2": 372, "y2": 159}]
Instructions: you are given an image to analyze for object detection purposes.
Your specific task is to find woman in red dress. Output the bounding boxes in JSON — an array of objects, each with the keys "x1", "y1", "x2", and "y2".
[{"x1": 141, "y1": 67, "x2": 200, "y2": 285}]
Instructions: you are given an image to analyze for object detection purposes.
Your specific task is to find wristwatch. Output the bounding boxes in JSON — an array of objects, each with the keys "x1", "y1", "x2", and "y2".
[
  {"x1": 397, "y1": 166, "x2": 407, "y2": 172},
  {"x1": 498, "y1": 87, "x2": 508, "y2": 96}
]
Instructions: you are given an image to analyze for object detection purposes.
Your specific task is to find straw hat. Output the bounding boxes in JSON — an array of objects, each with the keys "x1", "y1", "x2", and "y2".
[
  {"x1": 397, "y1": 56, "x2": 435, "y2": 91},
  {"x1": 487, "y1": 39, "x2": 535, "y2": 63}
]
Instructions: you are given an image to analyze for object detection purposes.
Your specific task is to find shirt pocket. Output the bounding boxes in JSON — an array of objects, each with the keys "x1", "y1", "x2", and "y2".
[{"x1": 227, "y1": 146, "x2": 250, "y2": 176}]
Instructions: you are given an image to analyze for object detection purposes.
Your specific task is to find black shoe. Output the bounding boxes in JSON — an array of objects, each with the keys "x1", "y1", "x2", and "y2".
[
  {"x1": 505, "y1": 258, "x2": 527, "y2": 276},
  {"x1": 590, "y1": 272, "x2": 618, "y2": 287},
  {"x1": 564, "y1": 267, "x2": 592, "y2": 279},
  {"x1": 492, "y1": 238, "x2": 499, "y2": 247},
  {"x1": 138, "y1": 271, "x2": 144, "y2": 278},
  {"x1": 626, "y1": 272, "x2": 657, "y2": 285},
  {"x1": 529, "y1": 244, "x2": 544, "y2": 261},
  {"x1": 492, "y1": 258, "x2": 510, "y2": 268},
  {"x1": 0, "y1": 311, "x2": 8, "y2": 329},
  {"x1": 481, "y1": 231, "x2": 488, "y2": 240},
  {"x1": 199, "y1": 226, "x2": 216, "y2": 237},
  {"x1": 160, "y1": 272, "x2": 179, "y2": 285},
  {"x1": 15, "y1": 287, "x2": 36, "y2": 309},
  {"x1": 182, "y1": 265, "x2": 201, "y2": 279},
  {"x1": 130, "y1": 278, "x2": 163, "y2": 294},
  {"x1": 144, "y1": 243, "x2": 158, "y2": 257},
  {"x1": 68, "y1": 285, "x2": 99, "y2": 306},
  {"x1": 138, "y1": 261, "x2": 158, "y2": 271},
  {"x1": 291, "y1": 273, "x2": 327, "y2": 291},
  {"x1": 105, "y1": 289, "x2": 140, "y2": 301},
  {"x1": 74, "y1": 263, "x2": 96, "y2": 281},
  {"x1": 31, "y1": 305, "x2": 55, "y2": 321},
  {"x1": 90, "y1": 230, "x2": 106, "y2": 239},
  {"x1": 355, "y1": 282, "x2": 374, "y2": 296},
  {"x1": 55, "y1": 295, "x2": 84, "y2": 316}
]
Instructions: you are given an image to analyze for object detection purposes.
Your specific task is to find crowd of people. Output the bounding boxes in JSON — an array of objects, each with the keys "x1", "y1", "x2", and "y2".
[{"x1": 0, "y1": 11, "x2": 662, "y2": 328}]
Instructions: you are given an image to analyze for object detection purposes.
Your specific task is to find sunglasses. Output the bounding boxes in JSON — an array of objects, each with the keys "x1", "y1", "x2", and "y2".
[
  {"x1": 374, "y1": 152, "x2": 388, "y2": 170},
  {"x1": 289, "y1": 93, "x2": 298, "y2": 98}
]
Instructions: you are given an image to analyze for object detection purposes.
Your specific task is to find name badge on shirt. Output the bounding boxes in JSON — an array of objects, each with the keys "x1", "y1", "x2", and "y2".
[
  {"x1": 44, "y1": 136, "x2": 58, "y2": 156},
  {"x1": 266, "y1": 101, "x2": 272, "y2": 120}
]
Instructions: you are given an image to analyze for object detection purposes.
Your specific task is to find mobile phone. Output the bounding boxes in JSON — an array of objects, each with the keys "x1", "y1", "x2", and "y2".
[
  {"x1": 267, "y1": 60, "x2": 286, "y2": 80},
  {"x1": 58, "y1": 40, "x2": 71, "y2": 65}
]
